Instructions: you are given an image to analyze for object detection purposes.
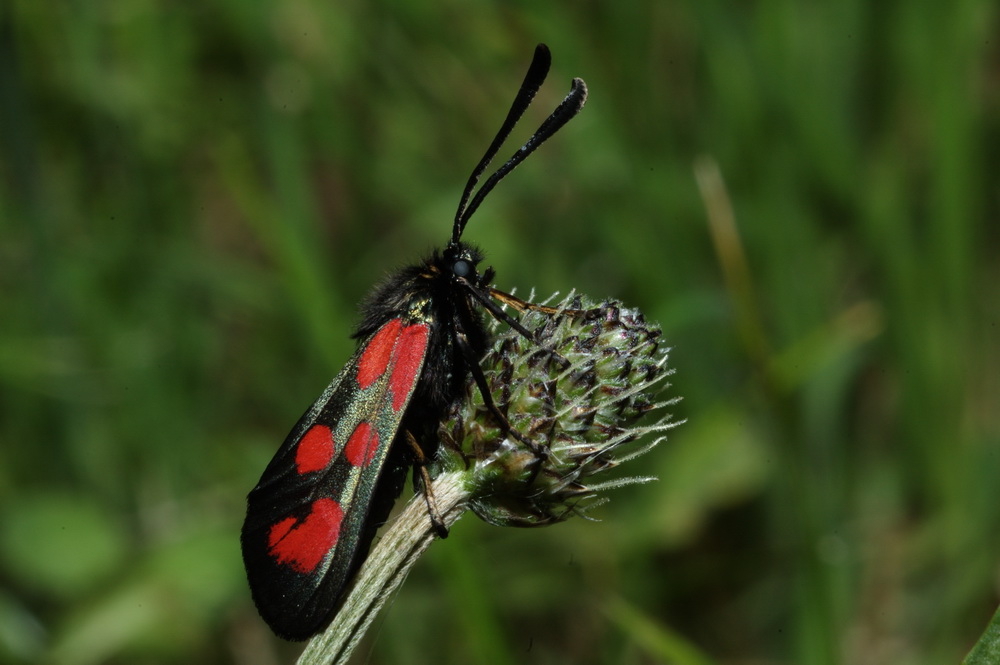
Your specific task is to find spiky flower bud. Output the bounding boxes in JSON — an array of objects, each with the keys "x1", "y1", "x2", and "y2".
[{"x1": 435, "y1": 293, "x2": 679, "y2": 527}]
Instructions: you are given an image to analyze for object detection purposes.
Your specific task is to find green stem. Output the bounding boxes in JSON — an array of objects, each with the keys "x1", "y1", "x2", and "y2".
[
  {"x1": 963, "y1": 604, "x2": 1000, "y2": 665},
  {"x1": 296, "y1": 471, "x2": 470, "y2": 665}
]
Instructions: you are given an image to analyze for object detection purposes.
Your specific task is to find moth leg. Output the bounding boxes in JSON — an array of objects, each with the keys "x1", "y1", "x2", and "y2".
[
  {"x1": 488, "y1": 287, "x2": 587, "y2": 317},
  {"x1": 405, "y1": 430, "x2": 449, "y2": 539},
  {"x1": 452, "y1": 322, "x2": 549, "y2": 464},
  {"x1": 439, "y1": 425, "x2": 472, "y2": 469},
  {"x1": 460, "y1": 279, "x2": 572, "y2": 370}
]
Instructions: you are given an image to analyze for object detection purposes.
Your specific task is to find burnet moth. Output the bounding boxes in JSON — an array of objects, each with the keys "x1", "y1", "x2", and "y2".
[{"x1": 240, "y1": 44, "x2": 587, "y2": 640}]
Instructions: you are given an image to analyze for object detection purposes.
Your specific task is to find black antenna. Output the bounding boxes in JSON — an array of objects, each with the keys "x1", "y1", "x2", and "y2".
[{"x1": 451, "y1": 44, "x2": 588, "y2": 245}]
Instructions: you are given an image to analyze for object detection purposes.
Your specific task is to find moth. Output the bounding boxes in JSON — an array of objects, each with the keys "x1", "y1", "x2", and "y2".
[{"x1": 241, "y1": 44, "x2": 587, "y2": 640}]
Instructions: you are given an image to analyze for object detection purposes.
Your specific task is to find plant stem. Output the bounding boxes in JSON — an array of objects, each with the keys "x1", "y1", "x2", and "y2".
[{"x1": 296, "y1": 471, "x2": 470, "y2": 665}]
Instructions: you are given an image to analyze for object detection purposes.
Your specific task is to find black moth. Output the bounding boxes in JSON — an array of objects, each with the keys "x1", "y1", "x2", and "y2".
[{"x1": 241, "y1": 44, "x2": 587, "y2": 640}]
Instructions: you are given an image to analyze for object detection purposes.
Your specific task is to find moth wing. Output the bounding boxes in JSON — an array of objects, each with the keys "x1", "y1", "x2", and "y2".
[{"x1": 241, "y1": 319, "x2": 430, "y2": 640}]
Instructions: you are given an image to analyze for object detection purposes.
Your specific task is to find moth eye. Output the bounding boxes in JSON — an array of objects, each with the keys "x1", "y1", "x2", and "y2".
[{"x1": 452, "y1": 259, "x2": 473, "y2": 278}]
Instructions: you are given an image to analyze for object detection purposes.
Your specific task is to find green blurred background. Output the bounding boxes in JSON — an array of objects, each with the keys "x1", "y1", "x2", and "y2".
[{"x1": 2, "y1": 1, "x2": 998, "y2": 664}]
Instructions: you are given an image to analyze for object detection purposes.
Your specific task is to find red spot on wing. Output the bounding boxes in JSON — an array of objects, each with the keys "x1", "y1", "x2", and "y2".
[
  {"x1": 295, "y1": 424, "x2": 336, "y2": 474},
  {"x1": 390, "y1": 324, "x2": 429, "y2": 411},
  {"x1": 357, "y1": 319, "x2": 403, "y2": 389},
  {"x1": 344, "y1": 421, "x2": 379, "y2": 467},
  {"x1": 267, "y1": 498, "x2": 344, "y2": 574}
]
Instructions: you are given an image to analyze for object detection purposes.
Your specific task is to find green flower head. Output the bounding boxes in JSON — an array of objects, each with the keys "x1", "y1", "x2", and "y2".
[{"x1": 435, "y1": 293, "x2": 681, "y2": 527}]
